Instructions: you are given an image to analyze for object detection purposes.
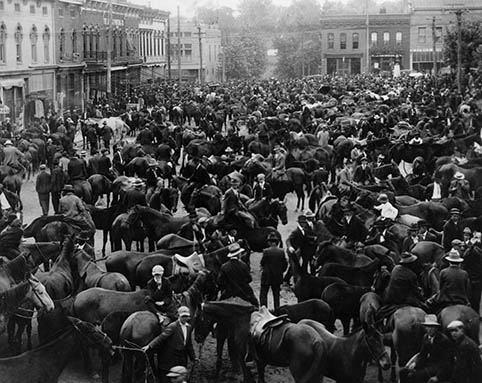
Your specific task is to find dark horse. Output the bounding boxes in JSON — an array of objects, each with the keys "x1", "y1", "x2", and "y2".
[
  {"x1": 248, "y1": 198, "x2": 288, "y2": 228},
  {"x1": 250, "y1": 306, "x2": 327, "y2": 383}
]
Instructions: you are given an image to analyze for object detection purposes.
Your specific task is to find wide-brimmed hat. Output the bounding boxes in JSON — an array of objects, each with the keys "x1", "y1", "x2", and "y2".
[
  {"x1": 463, "y1": 227, "x2": 472, "y2": 235},
  {"x1": 147, "y1": 158, "x2": 157, "y2": 167},
  {"x1": 178, "y1": 306, "x2": 191, "y2": 317},
  {"x1": 267, "y1": 233, "x2": 279, "y2": 243},
  {"x1": 454, "y1": 172, "x2": 465, "y2": 180},
  {"x1": 62, "y1": 184, "x2": 75, "y2": 193},
  {"x1": 360, "y1": 157, "x2": 369, "y2": 163},
  {"x1": 225, "y1": 146, "x2": 234, "y2": 153},
  {"x1": 4, "y1": 140, "x2": 12, "y2": 145},
  {"x1": 166, "y1": 366, "x2": 188, "y2": 378},
  {"x1": 400, "y1": 251, "x2": 418, "y2": 264},
  {"x1": 229, "y1": 171, "x2": 243, "y2": 184},
  {"x1": 445, "y1": 248, "x2": 463, "y2": 263},
  {"x1": 39, "y1": 164, "x2": 47, "y2": 170},
  {"x1": 449, "y1": 208, "x2": 461, "y2": 215},
  {"x1": 422, "y1": 314, "x2": 440, "y2": 327},
  {"x1": 447, "y1": 320, "x2": 464, "y2": 330},
  {"x1": 227, "y1": 242, "x2": 244, "y2": 258}
]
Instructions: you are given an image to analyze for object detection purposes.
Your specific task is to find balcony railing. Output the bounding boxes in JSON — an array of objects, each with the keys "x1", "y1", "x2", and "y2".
[{"x1": 83, "y1": 51, "x2": 142, "y2": 64}]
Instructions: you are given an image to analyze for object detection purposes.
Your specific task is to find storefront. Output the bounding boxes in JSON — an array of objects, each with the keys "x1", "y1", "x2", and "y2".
[
  {"x1": 0, "y1": 78, "x2": 26, "y2": 127},
  {"x1": 26, "y1": 71, "x2": 55, "y2": 123}
]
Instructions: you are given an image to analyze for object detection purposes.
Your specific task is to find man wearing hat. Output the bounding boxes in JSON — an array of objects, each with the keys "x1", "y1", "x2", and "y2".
[
  {"x1": 442, "y1": 208, "x2": 464, "y2": 251},
  {"x1": 341, "y1": 203, "x2": 368, "y2": 245},
  {"x1": 35, "y1": 164, "x2": 51, "y2": 216},
  {"x1": 218, "y1": 243, "x2": 258, "y2": 306},
  {"x1": 143, "y1": 306, "x2": 196, "y2": 383},
  {"x1": 401, "y1": 223, "x2": 420, "y2": 253},
  {"x1": 112, "y1": 144, "x2": 125, "y2": 175},
  {"x1": 50, "y1": 160, "x2": 67, "y2": 214},
  {"x1": 447, "y1": 320, "x2": 482, "y2": 383},
  {"x1": 121, "y1": 179, "x2": 147, "y2": 210},
  {"x1": 97, "y1": 148, "x2": 112, "y2": 179},
  {"x1": 222, "y1": 172, "x2": 255, "y2": 229},
  {"x1": 268, "y1": 144, "x2": 286, "y2": 181},
  {"x1": 144, "y1": 265, "x2": 178, "y2": 325},
  {"x1": 177, "y1": 210, "x2": 205, "y2": 252},
  {"x1": 427, "y1": 249, "x2": 470, "y2": 312},
  {"x1": 145, "y1": 158, "x2": 161, "y2": 202},
  {"x1": 417, "y1": 220, "x2": 438, "y2": 242},
  {"x1": 260, "y1": 233, "x2": 287, "y2": 309},
  {"x1": 2, "y1": 139, "x2": 24, "y2": 171},
  {"x1": 399, "y1": 314, "x2": 453, "y2": 383},
  {"x1": 462, "y1": 231, "x2": 482, "y2": 314},
  {"x1": 187, "y1": 151, "x2": 211, "y2": 210},
  {"x1": 384, "y1": 252, "x2": 424, "y2": 308},
  {"x1": 353, "y1": 157, "x2": 374, "y2": 186},
  {"x1": 0, "y1": 213, "x2": 23, "y2": 260},
  {"x1": 448, "y1": 171, "x2": 471, "y2": 200},
  {"x1": 67, "y1": 152, "x2": 88, "y2": 182},
  {"x1": 166, "y1": 366, "x2": 188, "y2": 383},
  {"x1": 101, "y1": 121, "x2": 113, "y2": 151},
  {"x1": 252, "y1": 173, "x2": 272, "y2": 204}
]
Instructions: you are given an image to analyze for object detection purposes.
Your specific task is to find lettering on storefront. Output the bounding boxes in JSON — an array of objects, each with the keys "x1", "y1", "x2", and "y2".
[{"x1": 103, "y1": 18, "x2": 124, "y2": 26}]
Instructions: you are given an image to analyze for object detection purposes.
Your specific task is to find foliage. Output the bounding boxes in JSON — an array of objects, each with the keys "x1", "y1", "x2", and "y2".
[
  {"x1": 224, "y1": 31, "x2": 267, "y2": 79},
  {"x1": 444, "y1": 20, "x2": 482, "y2": 73}
]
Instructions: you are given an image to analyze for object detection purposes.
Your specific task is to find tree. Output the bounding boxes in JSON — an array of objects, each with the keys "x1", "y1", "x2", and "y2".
[
  {"x1": 224, "y1": 31, "x2": 267, "y2": 79},
  {"x1": 444, "y1": 20, "x2": 482, "y2": 74}
]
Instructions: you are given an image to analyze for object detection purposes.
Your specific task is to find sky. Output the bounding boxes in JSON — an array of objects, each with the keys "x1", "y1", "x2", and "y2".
[{"x1": 134, "y1": 0, "x2": 312, "y2": 17}]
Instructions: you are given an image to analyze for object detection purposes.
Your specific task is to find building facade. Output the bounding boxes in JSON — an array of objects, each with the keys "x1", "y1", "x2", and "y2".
[
  {"x1": 409, "y1": 0, "x2": 482, "y2": 72},
  {"x1": 169, "y1": 20, "x2": 222, "y2": 84},
  {"x1": 0, "y1": 0, "x2": 56, "y2": 126}
]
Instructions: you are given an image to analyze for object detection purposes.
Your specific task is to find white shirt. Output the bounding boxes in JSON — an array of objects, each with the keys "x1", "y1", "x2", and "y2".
[{"x1": 374, "y1": 202, "x2": 398, "y2": 220}]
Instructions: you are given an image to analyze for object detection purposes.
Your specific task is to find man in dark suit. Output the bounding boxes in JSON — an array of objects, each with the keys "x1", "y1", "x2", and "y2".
[
  {"x1": 353, "y1": 157, "x2": 375, "y2": 185},
  {"x1": 401, "y1": 223, "x2": 419, "y2": 253},
  {"x1": 144, "y1": 265, "x2": 178, "y2": 324},
  {"x1": 417, "y1": 220, "x2": 438, "y2": 242},
  {"x1": 442, "y1": 208, "x2": 464, "y2": 251},
  {"x1": 399, "y1": 315, "x2": 453, "y2": 383},
  {"x1": 341, "y1": 203, "x2": 368, "y2": 244},
  {"x1": 218, "y1": 243, "x2": 258, "y2": 306},
  {"x1": 35, "y1": 164, "x2": 51, "y2": 215},
  {"x1": 222, "y1": 172, "x2": 254, "y2": 228},
  {"x1": 112, "y1": 145, "x2": 125, "y2": 175},
  {"x1": 177, "y1": 210, "x2": 204, "y2": 251},
  {"x1": 143, "y1": 306, "x2": 197, "y2": 383},
  {"x1": 122, "y1": 179, "x2": 147, "y2": 210},
  {"x1": 252, "y1": 173, "x2": 272, "y2": 202},
  {"x1": 97, "y1": 149, "x2": 112, "y2": 178},
  {"x1": 68, "y1": 153, "x2": 88, "y2": 181},
  {"x1": 259, "y1": 233, "x2": 287, "y2": 309},
  {"x1": 462, "y1": 232, "x2": 482, "y2": 314}
]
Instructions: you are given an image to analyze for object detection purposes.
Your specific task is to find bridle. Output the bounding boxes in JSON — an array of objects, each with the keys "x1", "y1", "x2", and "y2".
[{"x1": 362, "y1": 328, "x2": 388, "y2": 363}]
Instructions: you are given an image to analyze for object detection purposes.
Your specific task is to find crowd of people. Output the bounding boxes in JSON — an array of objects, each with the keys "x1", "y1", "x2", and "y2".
[{"x1": 0, "y1": 71, "x2": 481, "y2": 382}]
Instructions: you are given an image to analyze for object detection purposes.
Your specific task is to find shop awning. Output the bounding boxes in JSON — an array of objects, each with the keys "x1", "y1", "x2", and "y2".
[
  {"x1": 111, "y1": 66, "x2": 128, "y2": 72},
  {"x1": 0, "y1": 78, "x2": 25, "y2": 89}
]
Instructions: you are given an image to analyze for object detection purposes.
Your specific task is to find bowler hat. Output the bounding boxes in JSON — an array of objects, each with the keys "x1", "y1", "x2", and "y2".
[
  {"x1": 62, "y1": 184, "x2": 75, "y2": 193},
  {"x1": 177, "y1": 306, "x2": 191, "y2": 317},
  {"x1": 166, "y1": 366, "x2": 188, "y2": 378},
  {"x1": 189, "y1": 210, "x2": 198, "y2": 219},
  {"x1": 399, "y1": 251, "x2": 418, "y2": 264}
]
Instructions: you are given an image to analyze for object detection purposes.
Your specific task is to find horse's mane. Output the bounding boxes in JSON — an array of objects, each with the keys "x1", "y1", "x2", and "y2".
[
  {"x1": 5, "y1": 255, "x2": 28, "y2": 283},
  {"x1": 135, "y1": 205, "x2": 172, "y2": 222},
  {"x1": 0, "y1": 281, "x2": 30, "y2": 311}
]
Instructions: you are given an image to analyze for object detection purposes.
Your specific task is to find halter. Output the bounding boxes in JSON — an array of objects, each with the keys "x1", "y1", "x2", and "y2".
[
  {"x1": 9, "y1": 278, "x2": 49, "y2": 320},
  {"x1": 361, "y1": 329, "x2": 388, "y2": 363}
]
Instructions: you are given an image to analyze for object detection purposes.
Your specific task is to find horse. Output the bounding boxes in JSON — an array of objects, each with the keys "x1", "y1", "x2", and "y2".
[
  {"x1": 188, "y1": 185, "x2": 223, "y2": 215},
  {"x1": 438, "y1": 305, "x2": 480, "y2": 345},
  {"x1": 119, "y1": 272, "x2": 217, "y2": 383},
  {"x1": 88, "y1": 174, "x2": 112, "y2": 206},
  {"x1": 72, "y1": 179, "x2": 93, "y2": 204},
  {"x1": 148, "y1": 187, "x2": 179, "y2": 213},
  {"x1": 313, "y1": 241, "x2": 373, "y2": 269},
  {"x1": 317, "y1": 258, "x2": 383, "y2": 287},
  {"x1": 72, "y1": 246, "x2": 131, "y2": 292},
  {"x1": 270, "y1": 167, "x2": 310, "y2": 212},
  {"x1": 249, "y1": 306, "x2": 326, "y2": 383},
  {"x1": 88, "y1": 204, "x2": 124, "y2": 256},
  {"x1": 300, "y1": 319, "x2": 391, "y2": 383},
  {"x1": 248, "y1": 198, "x2": 288, "y2": 228}
]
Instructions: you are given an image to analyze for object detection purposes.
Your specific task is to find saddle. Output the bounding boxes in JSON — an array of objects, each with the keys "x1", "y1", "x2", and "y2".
[
  {"x1": 172, "y1": 252, "x2": 205, "y2": 276},
  {"x1": 251, "y1": 306, "x2": 289, "y2": 341}
]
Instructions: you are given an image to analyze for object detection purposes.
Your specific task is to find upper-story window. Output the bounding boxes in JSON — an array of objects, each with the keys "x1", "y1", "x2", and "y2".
[
  {"x1": 30, "y1": 5, "x2": 35, "y2": 13},
  {"x1": 340, "y1": 33, "x2": 347, "y2": 49},
  {"x1": 30, "y1": 25, "x2": 38, "y2": 63},
  {"x1": 435, "y1": 26, "x2": 443, "y2": 43},
  {"x1": 383, "y1": 32, "x2": 389, "y2": 44},
  {"x1": 418, "y1": 27, "x2": 426, "y2": 43},
  {"x1": 396, "y1": 32, "x2": 402, "y2": 45},
  {"x1": 184, "y1": 32, "x2": 191, "y2": 37},
  {"x1": 14, "y1": 24, "x2": 22, "y2": 63},
  {"x1": 58, "y1": 7, "x2": 64, "y2": 17},
  {"x1": 59, "y1": 28, "x2": 65, "y2": 59},
  {"x1": 327, "y1": 33, "x2": 334, "y2": 49},
  {"x1": 0, "y1": 2, "x2": 4, "y2": 10},
  {"x1": 352, "y1": 33, "x2": 359, "y2": 49},
  {"x1": 42, "y1": 6, "x2": 47, "y2": 15},
  {"x1": 43, "y1": 26, "x2": 50, "y2": 63},
  {"x1": 371, "y1": 32, "x2": 377, "y2": 46},
  {"x1": 72, "y1": 29, "x2": 77, "y2": 54},
  {"x1": 0, "y1": 22, "x2": 6, "y2": 64},
  {"x1": 14, "y1": 3, "x2": 21, "y2": 11}
]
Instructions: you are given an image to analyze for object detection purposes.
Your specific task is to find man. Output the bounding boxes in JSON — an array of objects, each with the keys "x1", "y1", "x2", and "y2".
[
  {"x1": 86, "y1": 123, "x2": 99, "y2": 154},
  {"x1": 222, "y1": 173, "x2": 254, "y2": 228},
  {"x1": 353, "y1": 157, "x2": 375, "y2": 185},
  {"x1": 418, "y1": 220, "x2": 438, "y2": 242},
  {"x1": 462, "y1": 227, "x2": 472, "y2": 247},
  {"x1": 177, "y1": 211, "x2": 204, "y2": 251},
  {"x1": 0, "y1": 214, "x2": 23, "y2": 260},
  {"x1": 448, "y1": 172, "x2": 471, "y2": 200},
  {"x1": 384, "y1": 252, "x2": 424, "y2": 308},
  {"x1": 112, "y1": 145, "x2": 125, "y2": 175},
  {"x1": 285, "y1": 215, "x2": 318, "y2": 278},
  {"x1": 102, "y1": 121, "x2": 113, "y2": 150},
  {"x1": 87, "y1": 149, "x2": 100, "y2": 176},
  {"x1": 462, "y1": 231, "x2": 482, "y2": 314},
  {"x1": 442, "y1": 208, "x2": 464, "y2": 251},
  {"x1": 341, "y1": 203, "x2": 368, "y2": 244},
  {"x1": 145, "y1": 158, "x2": 161, "y2": 201},
  {"x1": 268, "y1": 144, "x2": 286, "y2": 181},
  {"x1": 59, "y1": 184, "x2": 95, "y2": 242},
  {"x1": 337, "y1": 158, "x2": 354, "y2": 195},
  {"x1": 259, "y1": 233, "x2": 287, "y2": 309},
  {"x1": 218, "y1": 243, "x2": 258, "y2": 306},
  {"x1": 122, "y1": 179, "x2": 147, "y2": 210},
  {"x1": 399, "y1": 315, "x2": 453, "y2": 383},
  {"x1": 428, "y1": 249, "x2": 470, "y2": 312},
  {"x1": 35, "y1": 164, "x2": 51, "y2": 215},
  {"x1": 166, "y1": 366, "x2": 188, "y2": 383},
  {"x1": 3, "y1": 140, "x2": 24, "y2": 170},
  {"x1": 68, "y1": 153, "x2": 88, "y2": 182},
  {"x1": 50, "y1": 161, "x2": 66, "y2": 214},
  {"x1": 447, "y1": 320, "x2": 482, "y2": 383},
  {"x1": 144, "y1": 265, "x2": 178, "y2": 325},
  {"x1": 97, "y1": 149, "x2": 112, "y2": 178},
  {"x1": 374, "y1": 193, "x2": 398, "y2": 222},
  {"x1": 252, "y1": 173, "x2": 272, "y2": 202},
  {"x1": 143, "y1": 306, "x2": 196, "y2": 383},
  {"x1": 402, "y1": 223, "x2": 420, "y2": 253}
]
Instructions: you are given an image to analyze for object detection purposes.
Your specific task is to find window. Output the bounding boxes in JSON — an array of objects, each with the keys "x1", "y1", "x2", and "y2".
[
  {"x1": 42, "y1": 6, "x2": 47, "y2": 15},
  {"x1": 70, "y1": 8, "x2": 75, "y2": 17},
  {"x1": 371, "y1": 32, "x2": 378, "y2": 46},
  {"x1": 396, "y1": 32, "x2": 402, "y2": 45},
  {"x1": 30, "y1": 4, "x2": 35, "y2": 13},
  {"x1": 0, "y1": 22, "x2": 6, "y2": 64},
  {"x1": 15, "y1": 24, "x2": 22, "y2": 63},
  {"x1": 30, "y1": 25, "x2": 38, "y2": 63},
  {"x1": 59, "y1": 28, "x2": 65, "y2": 59},
  {"x1": 58, "y1": 7, "x2": 63, "y2": 17},
  {"x1": 184, "y1": 32, "x2": 191, "y2": 37},
  {"x1": 340, "y1": 33, "x2": 346, "y2": 49},
  {"x1": 418, "y1": 27, "x2": 426, "y2": 43},
  {"x1": 0, "y1": 2, "x2": 4, "y2": 10},
  {"x1": 327, "y1": 33, "x2": 334, "y2": 49},
  {"x1": 43, "y1": 26, "x2": 50, "y2": 63},
  {"x1": 435, "y1": 26, "x2": 443, "y2": 43},
  {"x1": 383, "y1": 32, "x2": 389, "y2": 44},
  {"x1": 14, "y1": 3, "x2": 20, "y2": 11},
  {"x1": 184, "y1": 43, "x2": 192, "y2": 57},
  {"x1": 71, "y1": 29, "x2": 77, "y2": 54},
  {"x1": 82, "y1": 27, "x2": 89, "y2": 58},
  {"x1": 352, "y1": 33, "x2": 359, "y2": 49}
]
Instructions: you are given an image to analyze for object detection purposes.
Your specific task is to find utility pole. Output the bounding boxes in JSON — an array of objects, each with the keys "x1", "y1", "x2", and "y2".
[
  {"x1": 197, "y1": 25, "x2": 204, "y2": 85},
  {"x1": 177, "y1": 6, "x2": 181, "y2": 85},
  {"x1": 106, "y1": 0, "x2": 113, "y2": 100},
  {"x1": 221, "y1": 30, "x2": 226, "y2": 83},
  {"x1": 455, "y1": 9, "x2": 463, "y2": 94},
  {"x1": 365, "y1": 0, "x2": 370, "y2": 73},
  {"x1": 431, "y1": 16, "x2": 437, "y2": 77},
  {"x1": 167, "y1": 17, "x2": 171, "y2": 79},
  {"x1": 301, "y1": 30, "x2": 305, "y2": 77},
  {"x1": 320, "y1": 32, "x2": 323, "y2": 75}
]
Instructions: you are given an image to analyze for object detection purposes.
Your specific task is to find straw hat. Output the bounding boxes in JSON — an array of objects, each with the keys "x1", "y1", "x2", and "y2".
[
  {"x1": 422, "y1": 314, "x2": 440, "y2": 327},
  {"x1": 166, "y1": 366, "x2": 188, "y2": 378},
  {"x1": 447, "y1": 320, "x2": 464, "y2": 330},
  {"x1": 454, "y1": 172, "x2": 465, "y2": 180},
  {"x1": 62, "y1": 184, "x2": 75, "y2": 193},
  {"x1": 227, "y1": 243, "x2": 244, "y2": 258},
  {"x1": 152, "y1": 265, "x2": 165, "y2": 276},
  {"x1": 445, "y1": 249, "x2": 463, "y2": 263}
]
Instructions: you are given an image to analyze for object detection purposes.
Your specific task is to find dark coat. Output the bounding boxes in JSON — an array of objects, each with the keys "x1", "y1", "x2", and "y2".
[
  {"x1": 97, "y1": 156, "x2": 111, "y2": 176},
  {"x1": 36, "y1": 171, "x2": 51, "y2": 194},
  {"x1": 147, "y1": 320, "x2": 195, "y2": 370},
  {"x1": 401, "y1": 236, "x2": 418, "y2": 253},
  {"x1": 260, "y1": 246, "x2": 287, "y2": 286},
  {"x1": 415, "y1": 331, "x2": 453, "y2": 380},
  {"x1": 177, "y1": 222, "x2": 204, "y2": 243},
  {"x1": 442, "y1": 219, "x2": 464, "y2": 251},
  {"x1": 87, "y1": 156, "x2": 100, "y2": 176},
  {"x1": 68, "y1": 157, "x2": 88, "y2": 181},
  {"x1": 156, "y1": 144, "x2": 172, "y2": 161},
  {"x1": 253, "y1": 182, "x2": 273, "y2": 201},
  {"x1": 462, "y1": 244, "x2": 482, "y2": 284},
  {"x1": 353, "y1": 165, "x2": 375, "y2": 184},
  {"x1": 437, "y1": 266, "x2": 470, "y2": 305},
  {"x1": 145, "y1": 278, "x2": 177, "y2": 319},
  {"x1": 137, "y1": 128, "x2": 153, "y2": 145},
  {"x1": 218, "y1": 258, "x2": 256, "y2": 304},
  {"x1": 419, "y1": 231, "x2": 438, "y2": 242},
  {"x1": 189, "y1": 163, "x2": 211, "y2": 188},
  {"x1": 451, "y1": 335, "x2": 482, "y2": 383},
  {"x1": 384, "y1": 264, "x2": 423, "y2": 306},
  {"x1": 146, "y1": 167, "x2": 161, "y2": 188},
  {"x1": 286, "y1": 226, "x2": 318, "y2": 257},
  {"x1": 0, "y1": 226, "x2": 23, "y2": 255},
  {"x1": 222, "y1": 188, "x2": 246, "y2": 215},
  {"x1": 342, "y1": 215, "x2": 368, "y2": 243},
  {"x1": 50, "y1": 166, "x2": 66, "y2": 193}
]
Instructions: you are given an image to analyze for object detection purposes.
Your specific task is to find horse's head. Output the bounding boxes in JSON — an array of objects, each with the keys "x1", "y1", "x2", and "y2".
[
  {"x1": 125, "y1": 205, "x2": 142, "y2": 226},
  {"x1": 272, "y1": 198, "x2": 288, "y2": 225},
  {"x1": 27, "y1": 276, "x2": 55, "y2": 312},
  {"x1": 362, "y1": 323, "x2": 390, "y2": 370},
  {"x1": 193, "y1": 301, "x2": 216, "y2": 344},
  {"x1": 69, "y1": 317, "x2": 115, "y2": 358}
]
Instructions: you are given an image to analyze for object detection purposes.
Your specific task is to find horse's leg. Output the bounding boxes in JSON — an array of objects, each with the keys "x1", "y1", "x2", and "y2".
[
  {"x1": 101, "y1": 352, "x2": 110, "y2": 383},
  {"x1": 121, "y1": 351, "x2": 133, "y2": 383},
  {"x1": 80, "y1": 342, "x2": 96, "y2": 378},
  {"x1": 26, "y1": 319, "x2": 32, "y2": 350},
  {"x1": 390, "y1": 344, "x2": 397, "y2": 382},
  {"x1": 256, "y1": 360, "x2": 267, "y2": 383},
  {"x1": 148, "y1": 238, "x2": 155, "y2": 252},
  {"x1": 15, "y1": 321, "x2": 25, "y2": 354},
  {"x1": 215, "y1": 327, "x2": 226, "y2": 377},
  {"x1": 7, "y1": 317, "x2": 17, "y2": 354}
]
